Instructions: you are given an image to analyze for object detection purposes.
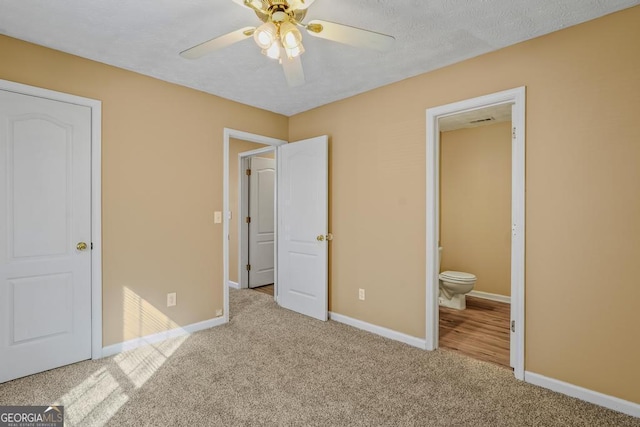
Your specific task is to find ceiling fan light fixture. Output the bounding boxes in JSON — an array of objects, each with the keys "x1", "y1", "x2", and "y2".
[
  {"x1": 280, "y1": 21, "x2": 302, "y2": 49},
  {"x1": 284, "y1": 43, "x2": 304, "y2": 59},
  {"x1": 262, "y1": 41, "x2": 282, "y2": 60},
  {"x1": 254, "y1": 21, "x2": 278, "y2": 49}
]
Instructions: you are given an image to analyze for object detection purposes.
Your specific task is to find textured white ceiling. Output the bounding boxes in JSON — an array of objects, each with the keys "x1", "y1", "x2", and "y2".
[{"x1": 1, "y1": 1, "x2": 638, "y2": 116}]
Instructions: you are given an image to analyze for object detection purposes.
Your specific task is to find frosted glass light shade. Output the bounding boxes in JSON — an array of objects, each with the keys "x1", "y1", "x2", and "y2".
[
  {"x1": 254, "y1": 22, "x2": 278, "y2": 49},
  {"x1": 263, "y1": 42, "x2": 281, "y2": 60},
  {"x1": 280, "y1": 22, "x2": 302, "y2": 49}
]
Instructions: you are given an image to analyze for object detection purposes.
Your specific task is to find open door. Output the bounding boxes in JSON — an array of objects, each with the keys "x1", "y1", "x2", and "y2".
[{"x1": 277, "y1": 136, "x2": 329, "y2": 321}]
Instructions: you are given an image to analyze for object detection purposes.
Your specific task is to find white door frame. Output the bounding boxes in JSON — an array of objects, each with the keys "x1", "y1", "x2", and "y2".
[
  {"x1": 223, "y1": 129, "x2": 286, "y2": 322},
  {"x1": 238, "y1": 147, "x2": 276, "y2": 289},
  {"x1": 0, "y1": 79, "x2": 103, "y2": 359},
  {"x1": 426, "y1": 87, "x2": 525, "y2": 379}
]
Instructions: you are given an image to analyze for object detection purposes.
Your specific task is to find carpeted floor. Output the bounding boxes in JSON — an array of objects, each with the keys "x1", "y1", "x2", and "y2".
[{"x1": 0, "y1": 289, "x2": 638, "y2": 426}]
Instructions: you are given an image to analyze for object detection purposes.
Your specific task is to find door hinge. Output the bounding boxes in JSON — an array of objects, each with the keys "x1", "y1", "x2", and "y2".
[
  {"x1": 512, "y1": 127, "x2": 516, "y2": 139},
  {"x1": 91, "y1": 242, "x2": 93, "y2": 250},
  {"x1": 246, "y1": 168, "x2": 251, "y2": 176},
  {"x1": 511, "y1": 320, "x2": 515, "y2": 333},
  {"x1": 246, "y1": 264, "x2": 251, "y2": 271},
  {"x1": 245, "y1": 216, "x2": 251, "y2": 224}
]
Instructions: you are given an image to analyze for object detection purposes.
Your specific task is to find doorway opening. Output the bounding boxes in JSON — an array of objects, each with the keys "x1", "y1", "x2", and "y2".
[
  {"x1": 438, "y1": 107, "x2": 512, "y2": 368},
  {"x1": 426, "y1": 87, "x2": 525, "y2": 380},
  {"x1": 239, "y1": 150, "x2": 276, "y2": 292},
  {"x1": 223, "y1": 129, "x2": 286, "y2": 322}
]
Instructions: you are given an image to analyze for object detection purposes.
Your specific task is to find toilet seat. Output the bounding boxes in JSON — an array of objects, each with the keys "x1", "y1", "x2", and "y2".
[{"x1": 439, "y1": 270, "x2": 476, "y2": 284}]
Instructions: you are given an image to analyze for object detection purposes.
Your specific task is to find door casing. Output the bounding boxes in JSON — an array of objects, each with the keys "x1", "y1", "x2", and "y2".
[
  {"x1": 0, "y1": 79, "x2": 103, "y2": 359},
  {"x1": 426, "y1": 87, "x2": 526, "y2": 380}
]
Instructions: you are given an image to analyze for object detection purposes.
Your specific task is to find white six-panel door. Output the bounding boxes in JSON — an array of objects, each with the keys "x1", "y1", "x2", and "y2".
[
  {"x1": 277, "y1": 136, "x2": 328, "y2": 321},
  {"x1": 0, "y1": 89, "x2": 92, "y2": 383},
  {"x1": 248, "y1": 156, "x2": 275, "y2": 288}
]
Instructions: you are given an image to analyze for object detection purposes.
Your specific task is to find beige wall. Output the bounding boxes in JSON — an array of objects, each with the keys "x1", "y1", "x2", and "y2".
[
  {"x1": 228, "y1": 138, "x2": 273, "y2": 283},
  {"x1": 0, "y1": 35, "x2": 288, "y2": 346},
  {"x1": 289, "y1": 7, "x2": 640, "y2": 403},
  {"x1": 440, "y1": 122, "x2": 511, "y2": 296}
]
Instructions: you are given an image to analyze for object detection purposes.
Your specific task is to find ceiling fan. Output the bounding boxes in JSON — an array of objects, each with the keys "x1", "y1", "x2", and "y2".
[{"x1": 180, "y1": 0, "x2": 395, "y2": 87}]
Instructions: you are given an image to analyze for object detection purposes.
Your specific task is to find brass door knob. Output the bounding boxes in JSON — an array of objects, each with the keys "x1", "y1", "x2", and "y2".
[
  {"x1": 316, "y1": 235, "x2": 325, "y2": 241},
  {"x1": 76, "y1": 242, "x2": 88, "y2": 251}
]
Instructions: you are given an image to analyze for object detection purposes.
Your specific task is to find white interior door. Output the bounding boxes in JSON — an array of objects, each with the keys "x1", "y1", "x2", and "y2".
[
  {"x1": 248, "y1": 157, "x2": 275, "y2": 288},
  {"x1": 0, "y1": 89, "x2": 92, "y2": 383},
  {"x1": 277, "y1": 136, "x2": 328, "y2": 321}
]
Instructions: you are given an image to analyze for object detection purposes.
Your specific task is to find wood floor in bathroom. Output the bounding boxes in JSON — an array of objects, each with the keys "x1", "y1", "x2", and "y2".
[{"x1": 439, "y1": 296, "x2": 511, "y2": 368}]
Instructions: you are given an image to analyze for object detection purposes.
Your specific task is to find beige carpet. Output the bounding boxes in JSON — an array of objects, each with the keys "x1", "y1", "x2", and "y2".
[{"x1": 0, "y1": 289, "x2": 638, "y2": 426}]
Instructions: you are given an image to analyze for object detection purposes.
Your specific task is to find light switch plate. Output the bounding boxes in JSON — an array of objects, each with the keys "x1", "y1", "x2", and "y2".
[
  {"x1": 167, "y1": 292, "x2": 177, "y2": 307},
  {"x1": 214, "y1": 211, "x2": 222, "y2": 223}
]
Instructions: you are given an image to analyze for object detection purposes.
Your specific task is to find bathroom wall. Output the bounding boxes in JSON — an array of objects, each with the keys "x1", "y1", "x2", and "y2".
[
  {"x1": 228, "y1": 138, "x2": 274, "y2": 284},
  {"x1": 440, "y1": 122, "x2": 512, "y2": 297}
]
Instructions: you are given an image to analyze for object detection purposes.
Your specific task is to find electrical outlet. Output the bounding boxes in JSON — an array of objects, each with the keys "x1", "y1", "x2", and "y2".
[
  {"x1": 358, "y1": 288, "x2": 365, "y2": 300},
  {"x1": 215, "y1": 309, "x2": 223, "y2": 317},
  {"x1": 167, "y1": 292, "x2": 177, "y2": 307},
  {"x1": 214, "y1": 211, "x2": 222, "y2": 223}
]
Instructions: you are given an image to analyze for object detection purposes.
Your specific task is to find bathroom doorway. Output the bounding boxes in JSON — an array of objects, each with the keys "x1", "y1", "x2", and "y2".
[
  {"x1": 439, "y1": 112, "x2": 512, "y2": 368},
  {"x1": 426, "y1": 87, "x2": 526, "y2": 380}
]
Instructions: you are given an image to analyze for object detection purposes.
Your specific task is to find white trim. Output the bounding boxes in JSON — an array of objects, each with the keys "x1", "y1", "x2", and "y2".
[
  {"x1": 329, "y1": 312, "x2": 427, "y2": 350},
  {"x1": 227, "y1": 280, "x2": 240, "y2": 289},
  {"x1": 239, "y1": 157, "x2": 250, "y2": 289},
  {"x1": 468, "y1": 290, "x2": 511, "y2": 304},
  {"x1": 525, "y1": 372, "x2": 640, "y2": 418},
  {"x1": 0, "y1": 79, "x2": 103, "y2": 360},
  {"x1": 426, "y1": 87, "x2": 526, "y2": 380},
  {"x1": 101, "y1": 317, "x2": 226, "y2": 358},
  {"x1": 223, "y1": 129, "x2": 286, "y2": 322}
]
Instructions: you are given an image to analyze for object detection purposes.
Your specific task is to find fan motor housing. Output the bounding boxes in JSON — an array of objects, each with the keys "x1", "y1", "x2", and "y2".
[{"x1": 255, "y1": 0, "x2": 307, "y2": 24}]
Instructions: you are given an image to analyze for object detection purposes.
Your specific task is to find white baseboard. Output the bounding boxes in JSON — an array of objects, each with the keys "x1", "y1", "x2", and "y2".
[
  {"x1": 101, "y1": 316, "x2": 227, "y2": 358},
  {"x1": 228, "y1": 280, "x2": 240, "y2": 289},
  {"x1": 329, "y1": 312, "x2": 427, "y2": 350},
  {"x1": 468, "y1": 290, "x2": 511, "y2": 304},
  {"x1": 525, "y1": 371, "x2": 640, "y2": 418}
]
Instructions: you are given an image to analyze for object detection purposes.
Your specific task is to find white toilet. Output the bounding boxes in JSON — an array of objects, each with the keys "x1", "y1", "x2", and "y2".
[{"x1": 438, "y1": 247, "x2": 477, "y2": 310}]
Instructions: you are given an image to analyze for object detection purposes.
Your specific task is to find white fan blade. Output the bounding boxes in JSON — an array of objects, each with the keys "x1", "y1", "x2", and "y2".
[
  {"x1": 282, "y1": 55, "x2": 305, "y2": 87},
  {"x1": 288, "y1": 0, "x2": 316, "y2": 10},
  {"x1": 180, "y1": 27, "x2": 255, "y2": 59},
  {"x1": 306, "y1": 20, "x2": 394, "y2": 52}
]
